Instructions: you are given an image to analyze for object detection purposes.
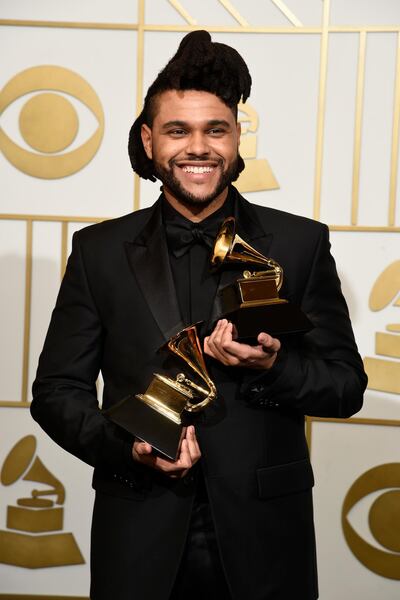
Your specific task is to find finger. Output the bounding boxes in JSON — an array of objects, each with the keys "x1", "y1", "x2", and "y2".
[
  {"x1": 210, "y1": 319, "x2": 227, "y2": 343},
  {"x1": 133, "y1": 442, "x2": 190, "y2": 477},
  {"x1": 216, "y1": 335, "x2": 276, "y2": 365},
  {"x1": 175, "y1": 439, "x2": 193, "y2": 470},
  {"x1": 216, "y1": 328, "x2": 255, "y2": 361},
  {"x1": 149, "y1": 440, "x2": 192, "y2": 474},
  {"x1": 185, "y1": 426, "x2": 201, "y2": 462},
  {"x1": 218, "y1": 322, "x2": 242, "y2": 364},
  {"x1": 258, "y1": 333, "x2": 281, "y2": 354},
  {"x1": 150, "y1": 452, "x2": 187, "y2": 474},
  {"x1": 134, "y1": 439, "x2": 153, "y2": 455},
  {"x1": 207, "y1": 321, "x2": 240, "y2": 365}
]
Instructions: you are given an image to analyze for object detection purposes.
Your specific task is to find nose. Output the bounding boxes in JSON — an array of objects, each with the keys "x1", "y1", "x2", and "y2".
[{"x1": 185, "y1": 131, "x2": 210, "y2": 156}]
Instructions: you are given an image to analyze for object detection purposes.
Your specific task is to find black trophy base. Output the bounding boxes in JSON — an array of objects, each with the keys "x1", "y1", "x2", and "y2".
[
  {"x1": 105, "y1": 395, "x2": 186, "y2": 461},
  {"x1": 224, "y1": 301, "x2": 314, "y2": 344}
]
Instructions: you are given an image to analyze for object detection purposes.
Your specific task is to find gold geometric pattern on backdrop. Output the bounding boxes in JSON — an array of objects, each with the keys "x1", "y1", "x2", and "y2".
[
  {"x1": 0, "y1": 65, "x2": 104, "y2": 179},
  {"x1": 0, "y1": 1, "x2": 399, "y2": 598},
  {"x1": 0, "y1": 435, "x2": 84, "y2": 568},
  {"x1": 364, "y1": 261, "x2": 400, "y2": 394}
]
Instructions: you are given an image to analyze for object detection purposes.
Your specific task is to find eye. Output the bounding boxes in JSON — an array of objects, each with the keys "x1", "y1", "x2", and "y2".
[
  {"x1": 0, "y1": 65, "x2": 104, "y2": 179},
  {"x1": 168, "y1": 129, "x2": 186, "y2": 137},
  {"x1": 342, "y1": 462, "x2": 400, "y2": 579},
  {"x1": 208, "y1": 128, "x2": 225, "y2": 136}
]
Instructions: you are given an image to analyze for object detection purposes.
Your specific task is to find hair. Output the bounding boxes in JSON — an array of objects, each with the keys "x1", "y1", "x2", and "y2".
[{"x1": 128, "y1": 30, "x2": 252, "y2": 181}]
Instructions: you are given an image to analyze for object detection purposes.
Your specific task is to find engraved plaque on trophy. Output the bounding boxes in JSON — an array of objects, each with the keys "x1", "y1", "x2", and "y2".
[
  {"x1": 105, "y1": 325, "x2": 216, "y2": 460},
  {"x1": 211, "y1": 217, "x2": 313, "y2": 342}
]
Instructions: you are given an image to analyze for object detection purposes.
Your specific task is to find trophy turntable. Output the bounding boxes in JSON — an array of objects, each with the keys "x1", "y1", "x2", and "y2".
[
  {"x1": 105, "y1": 325, "x2": 216, "y2": 460},
  {"x1": 211, "y1": 217, "x2": 313, "y2": 341}
]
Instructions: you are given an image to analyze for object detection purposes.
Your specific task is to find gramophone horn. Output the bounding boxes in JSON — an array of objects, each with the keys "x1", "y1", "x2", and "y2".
[
  {"x1": 23, "y1": 456, "x2": 65, "y2": 504},
  {"x1": 211, "y1": 217, "x2": 283, "y2": 291},
  {"x1": 167, "y1": 325, "x2": 216, "y2": 412}
]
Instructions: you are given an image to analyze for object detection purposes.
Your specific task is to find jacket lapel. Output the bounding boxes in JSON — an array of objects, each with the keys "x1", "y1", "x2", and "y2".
[{"x1": 124, "y1": 199, "x2": 185, "y2": 344}]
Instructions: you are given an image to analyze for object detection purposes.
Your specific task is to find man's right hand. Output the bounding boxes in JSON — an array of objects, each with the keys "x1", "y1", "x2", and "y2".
[{"x1": 131, "y1": 425, "x2": 201, "y2": 478}]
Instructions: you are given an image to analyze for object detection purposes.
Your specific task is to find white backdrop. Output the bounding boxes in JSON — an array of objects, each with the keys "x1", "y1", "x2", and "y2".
[{"x1": 0, "y1": 1, "x2": 399, "y2": 598}]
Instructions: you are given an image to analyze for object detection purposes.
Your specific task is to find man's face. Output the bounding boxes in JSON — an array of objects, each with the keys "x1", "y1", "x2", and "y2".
[{"x1": 141, "y1": 90, "x2": 241, "y2": 208}]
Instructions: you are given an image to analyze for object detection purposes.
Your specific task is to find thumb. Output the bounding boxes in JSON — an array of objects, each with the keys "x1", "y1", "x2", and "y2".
[
  {"x1": 258, "y1": 332, "x2": 280, "y2": 353},
  {"x1": 135, "y1": 440, "x2": 153, "y2": 455}
]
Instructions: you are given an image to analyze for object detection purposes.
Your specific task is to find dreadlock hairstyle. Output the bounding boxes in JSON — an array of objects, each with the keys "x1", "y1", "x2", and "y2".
[{"x1": 128, "y1": 30, "x2": 252, "y2": 181}]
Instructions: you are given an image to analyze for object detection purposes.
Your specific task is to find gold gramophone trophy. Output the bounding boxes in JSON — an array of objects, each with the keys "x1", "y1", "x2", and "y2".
[
  {"x1": 105, "y1": 325, "x2": 216, "y2": 460},
  {"x1": 211, "y1": 217, "x2": 313, "y2": 341}
]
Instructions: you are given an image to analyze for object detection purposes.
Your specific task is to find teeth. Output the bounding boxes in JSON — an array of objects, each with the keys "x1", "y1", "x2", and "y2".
[{"x1": 182, "y1": 166, "x2": 213, "y2": 174}]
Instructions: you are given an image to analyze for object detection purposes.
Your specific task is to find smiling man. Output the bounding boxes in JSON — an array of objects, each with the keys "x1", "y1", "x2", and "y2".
[
  {"x1": 31, "y1": 31, "x2": 367, "y2": 600},
  {"x1": 141, "y1": 89, "x2": 241, "y2": 215}
]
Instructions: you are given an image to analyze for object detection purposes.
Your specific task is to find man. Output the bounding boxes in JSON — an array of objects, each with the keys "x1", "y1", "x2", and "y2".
[{"x1": 31, "y1": 31, "x2": 367, "y2": 600}]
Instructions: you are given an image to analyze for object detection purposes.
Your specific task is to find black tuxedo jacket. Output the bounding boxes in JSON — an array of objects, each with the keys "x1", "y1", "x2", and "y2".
[{"x1": 31, "y1": 188, "x2": 367, "y2": 600}]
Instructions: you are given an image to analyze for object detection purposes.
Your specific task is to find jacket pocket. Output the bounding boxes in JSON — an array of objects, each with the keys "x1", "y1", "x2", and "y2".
[{"x1": 256, "y1": 458, "x2": 314, "y2": 499}]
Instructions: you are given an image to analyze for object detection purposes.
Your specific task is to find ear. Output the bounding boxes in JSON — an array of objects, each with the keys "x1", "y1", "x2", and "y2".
[
  {"x1": 236, "y1": 121, "x2": 241, "y2": 146},
  {"x1": 141, "y1": 124, "x2": 153, "y2": 159}
]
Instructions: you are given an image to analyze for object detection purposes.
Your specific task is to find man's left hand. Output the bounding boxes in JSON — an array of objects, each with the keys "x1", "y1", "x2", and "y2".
[{"x1": 204, "y1": 319, "x2": 281, "y2": 370}]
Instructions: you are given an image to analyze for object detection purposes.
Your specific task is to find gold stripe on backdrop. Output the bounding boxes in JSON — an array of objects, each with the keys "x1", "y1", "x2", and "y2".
[
  {"x1": 1, "y1": 20, "x2": 399, "y2": 34},
  {"x1": 61, "y1": 222, "x2": 68, "y2": 278},
  {"x1": 0, "y1": 214, "x2": 104, "y2": 223},
  {"x1": 0, "y1": 19, "x2": 138, "y2": 31},
  {"x1": 141, "y1": 25, "x2": 322, "y2": 33},
  {"x1": 218, "y1": 0, "x2": 249, "y2": 27},
  {"x1": 270, "y1": 0, "x2": 303, "y2": 28},
  {"x1": 168, "y1": 0, "x2": 197, "y2": 25},
  {"x1": 0, "y1": 596, "x2": 88, "y2": 600},
  {"x1": 389, "y1": 31, "x2": 400, "y2": 227},
  {"x1": 313, "y1": 0, "x2": 330, "y2": 221},
  {"x1": 330, "y1": 225, "x2": 400, "y2": 232},
  {"x1": 351, "y1": 30, "x2": 367, "y2": 226},
  {"x1": 21, "y1": 220, "x2": 33, "y2": 404},
  {"x1": 134, "y1": 0, "x2": 145, "y2": 212}
]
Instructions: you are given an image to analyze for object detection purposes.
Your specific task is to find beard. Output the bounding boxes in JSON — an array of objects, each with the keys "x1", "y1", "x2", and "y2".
[{"x1": 153, "y1": 156, "x2": 240, "y2": 208}]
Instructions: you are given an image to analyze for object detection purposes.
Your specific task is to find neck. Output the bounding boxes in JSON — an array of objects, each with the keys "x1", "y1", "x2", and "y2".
[{"x1": 163, "y1": 187, "x2": 229, "y2": 223}]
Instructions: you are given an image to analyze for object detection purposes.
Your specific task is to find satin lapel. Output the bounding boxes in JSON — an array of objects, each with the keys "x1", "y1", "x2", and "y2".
[
  {"x1": 124, "y1": 200, "x2": 184, "y2": 344},
  {"x1": 208, "y1": 190, "x2": 275, "y2": 327}
]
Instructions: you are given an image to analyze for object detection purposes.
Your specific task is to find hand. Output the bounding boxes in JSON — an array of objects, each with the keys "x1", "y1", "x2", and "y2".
[
  {"x1": 204, "y1": 319, "x2": 281, "y2": 370},
  {"x1": 131, "y1": 425, "x2": 201, "y2": 478}
]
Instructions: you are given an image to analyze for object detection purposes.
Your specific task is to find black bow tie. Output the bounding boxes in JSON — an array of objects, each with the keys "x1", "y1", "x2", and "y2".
[{"x1": 166, "y1": 220, "x2": 219, "y2": 258}]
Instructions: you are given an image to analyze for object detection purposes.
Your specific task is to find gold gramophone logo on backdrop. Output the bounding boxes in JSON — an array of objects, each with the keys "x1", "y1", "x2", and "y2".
[
  {"x1": 0, "y1": 435, "x2": 84, "y2": 568},
  {"x1": 363, "y1": 261, "x2": 400, "y2": 395},
  {"x1": 0, "y1": 65, "x2": 104, "y2": 179},
  {"x1": 236, "y1": 102, "x2": 279, "y2": 193},
  {"x1": 342, "y1": 463, "x2": 400, "y2": 580}
]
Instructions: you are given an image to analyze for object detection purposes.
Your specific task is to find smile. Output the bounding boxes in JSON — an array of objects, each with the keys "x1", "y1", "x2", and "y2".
[{"x1": 181, "y1": 165, "x2": 214, "y2": 174}]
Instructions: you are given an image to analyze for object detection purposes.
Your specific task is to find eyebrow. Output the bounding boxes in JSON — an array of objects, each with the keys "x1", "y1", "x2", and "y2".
[{"x1": 161, "y1": 119, "x2": 231, "y2": 129}]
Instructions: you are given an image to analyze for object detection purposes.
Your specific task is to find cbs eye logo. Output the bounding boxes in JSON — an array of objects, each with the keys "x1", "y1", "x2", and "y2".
[
  {"x1": 0, "y1": 65, "x2": 104, "y2": 179},
  {"x1": 342, "y1": 462, "x2": 400, "y2": 580}
]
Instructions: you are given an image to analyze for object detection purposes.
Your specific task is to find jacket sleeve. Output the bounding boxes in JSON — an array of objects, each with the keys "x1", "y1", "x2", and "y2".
[
  {"x1": 31, "y1": 232, "x2": 137, "y2": 477},
  {"x1": 240, "y1": 224, "x2": 368, "y2": 417}
]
